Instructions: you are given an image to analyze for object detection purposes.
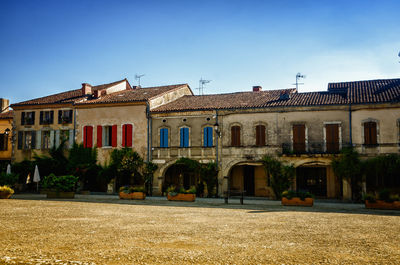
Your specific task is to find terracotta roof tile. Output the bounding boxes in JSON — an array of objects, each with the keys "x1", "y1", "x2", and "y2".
[
  {"x1": 11, "y1": 89, "x2": 84, "y2": 107},
  {"x1": 0, "y1": 110, "x2": 13, "y2": 119}
]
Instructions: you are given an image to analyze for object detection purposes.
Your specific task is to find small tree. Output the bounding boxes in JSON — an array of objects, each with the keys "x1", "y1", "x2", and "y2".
[
  {"x1": 110, "y1": 148, "x2": 144, "y2": 188},
  {"x1": 143, "y1": 162, "x2": 158, "y2": 195},
  {"x1": 262, "y1": 155, "x2": 295, "y2": 199},
  {"x1": 332, "y1": 147, "x2": 363, "y2": 201},
  {"x1": 200, "y1": 162, "x2": 218, "y2": 197},
  {"x1": 67, "y1": 143, "x2": 98, "y2": 190}
]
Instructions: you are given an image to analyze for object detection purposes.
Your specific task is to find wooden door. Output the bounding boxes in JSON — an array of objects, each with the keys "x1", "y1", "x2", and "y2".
[
  {"x1": 293, "y1": 124, "x2": 305, "y2": 152},
  {"x1": 326, "y1": 124, "x2": 339, "y2": 153}
]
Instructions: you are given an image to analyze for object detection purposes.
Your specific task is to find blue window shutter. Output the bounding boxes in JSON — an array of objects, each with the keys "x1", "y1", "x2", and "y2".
[
  {"x1": 184, "y1": 128, "x2": 189, "y2": 147},
  {"x1": 164, "y1": 129, "x2": 168, "y2": 147},
  {"x1": 160, "y1": 129, "x2": 164, "y2": 147},
  {"x1": 180, "y1": 128, "x2": 184, "y2": 147},
  {"x1": 203, "y1": 127, "x2": 208, "y2": 147},
  {"x1": 207, "y1": 127, "x2": 213, "y2": 147}
]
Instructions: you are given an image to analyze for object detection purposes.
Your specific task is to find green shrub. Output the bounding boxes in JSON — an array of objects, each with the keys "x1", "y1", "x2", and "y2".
[
  {"x1": 262, "y1": 156, "x2": 295, "y2": 199},
  {"x1": 0, "y1": 172, "x2": 19, "y2": 187},
  {"x1": 282, "y1": 190, "x2": 314, "y2": 201},
  {"x1": 378, "y1": 189, "x2": 391, "y2": 202},
  {"x1": 362, "y1": 193, "x2": 376, "y2": 203},
  {"x1": 41, "y1": 174, "x2": 78, "y2": 192}
]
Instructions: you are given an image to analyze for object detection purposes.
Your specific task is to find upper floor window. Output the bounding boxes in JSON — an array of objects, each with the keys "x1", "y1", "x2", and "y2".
[
  {"x1": 255, "y1": 125, "x2": 266, "y2": 146},
  {"x1": 21, "y1": 111, "x2": 35, "y2": 125},
  {"x1": 58, "y1": 110, "x2": 73, "y2": 124},
  {"x1": 83, "y1": 126, "x2": 93, "y2": 148},
  {"x1": 325, "y1": 124, "x2": 339, "y2": 153},
  {"x1": 180, "y1": 127, "x2": 189, "y2": 147},
  {"x1": 40, "y1": 110, "x2": 54, "y2": 125},
  {"x1": 160, "y1": 128, "x2": 169, "y2": 148},
  {"x1": 42, "y1": 130, "x2": 51, "y2": 149},
  {"x1": 0, "y1": 133, "x2": 8, "y2": 151},
  {"x1": 231, "y1": 126, "x2": 241, "y2": 146},
  {"x1": 293, "y1": 124, "x2": 306, "y2": 152},
  {"x1": 203, "y1": 126, "x2": 213, "y2": 147},
  {"x1": 97, "y1": 125, "x2": 117, "y2": 148},
  {"x1": 364, "y1": 121, "x2": 377, "y2": 146},
  {"x1": 122, "y1": 124, "x2": 133, "y2": 148}
]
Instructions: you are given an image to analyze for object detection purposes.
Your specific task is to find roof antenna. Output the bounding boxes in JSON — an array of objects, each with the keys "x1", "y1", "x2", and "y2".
[
  {"x1": 398, "y1": 51, "x2": 400, "y2": 63},
  {"x1": 198, "y1": 78, "x2": 211, "y2": 95},
  {"x1": 293, "y1": 73, "x2": 306, "y2": 92},
  {"x1": 135, "y1": 74, "x2": 145, "y2": 86}
]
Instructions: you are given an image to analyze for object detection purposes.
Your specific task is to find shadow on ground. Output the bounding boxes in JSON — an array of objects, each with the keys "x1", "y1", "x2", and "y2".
[{"x1": 10, "y1": 193, "x2": 400, "y2": 217}]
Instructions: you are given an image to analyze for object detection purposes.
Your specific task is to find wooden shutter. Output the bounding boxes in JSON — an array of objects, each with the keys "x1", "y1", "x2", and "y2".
[
  {"x1": 326, "y1": 124, "x2": 339, "y2": 152},
  {"x1": 126, "y1": 124, "x2": 133, "y2": 147},
  {"x1": 50, "y1": 111, "x2": 54, "y2": 124},
  {"x1": 84, "y1": 126, "x2": 93, "y2": 148},
  {"x1": 31, "y1": 112, "x2": 35, "y2": 125},
  {"x1": 204, "y1": 127, "x2": 213, "y2": 147},
  {"x1": 203, "y1": 127, "x2": 208, "y2": 147},
  {"x1": 97, "y1": 126, "x2": 102, "y2": 148},
  {"x1": 293, "y1": 124, "x2": 305, "y2": 152},
  {"x1": 17, "y1": 131, "x2": 23, "y2": 149},
  {"x1": 40, "y1": 111, "x2": 44, "y2": 125},
  {"x1": 364, "y1": 122, "x2": 377, "y2": 145},
  {"x1": 256, "y1": 125, "x2": 266, "y2": 146},
  {"x1": 68, "y1": 110, "x2": 73, "y2": 123},
  {"x1": 31, "y1": 131, "x2": 36, "y2": 149},
  {"x1": 122, "y1": 124, "x2": 126, "y2": 147},
  {"x1": 21, "y1": 112, "x2": 25, "y2": 125},
  {"x1": 112, "y1": 125, "x2": 117, "y2": 147},
  {"x1": 160, "y1": 128, "x2": 168, "y2": 148},
  {"x1": 231, "y1": 126, "x2": 240, "y2": 146},
  {"x1": 58, "y1": 110, "x2": 62, "y2": 124},
  {"x1": 180, "y1": 128, "x2": 189, "y2": 147}
]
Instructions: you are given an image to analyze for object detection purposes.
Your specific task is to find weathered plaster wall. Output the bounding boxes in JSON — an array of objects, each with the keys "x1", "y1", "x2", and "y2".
[{"x1": 0, "y1": 118, "x2": 12, "y2": 160}]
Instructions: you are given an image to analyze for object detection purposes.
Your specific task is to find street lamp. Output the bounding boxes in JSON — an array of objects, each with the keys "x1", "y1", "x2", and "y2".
[
  {"x1": 4, "y1": 128, "x2": 10, "y2": 136},
  {"x1": 213, "y1": 122, "x2": 221, "y2": 137}
]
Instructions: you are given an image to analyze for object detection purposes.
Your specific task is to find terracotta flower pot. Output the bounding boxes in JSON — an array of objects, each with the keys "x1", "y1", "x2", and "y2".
[
  {"x1": 119, "y1": 192, "x2": 146, "y2": 200},
  {"x1": 281, "y1": 197, "x2": 313, "y2": 206},
  {"x1": 0, "y1": 191, "x2": 12, "y2": 199},
  {"x1": 365, "y1": 200, "x2": 400, "y2": 210},
  {"x1": 167, "y1": 193, "x2": 196, "y2": 202},
  {"x1": 47, "y1": 191, "x2": 75, "y2": 199}
]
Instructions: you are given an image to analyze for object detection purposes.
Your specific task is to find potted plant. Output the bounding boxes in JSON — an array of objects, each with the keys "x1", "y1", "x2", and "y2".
[
  {"x1": 42, "y1": 173, "x2": 78, "y2": 198},
  {"x1": 0, "y1": 186, "x2": 14, "y2": 199},
  {"x1": 167, "y1": 185, "x2": 196, "y2": 202},
  {"x1": 364, "y1": 190, "x2": 400, "y2": 210},
  {"x1": 281, "y1": 190, "x2": 314, "y2": 206},
  {"x1": 119, "y1": 186, "x2": 146, "y2": 200}
]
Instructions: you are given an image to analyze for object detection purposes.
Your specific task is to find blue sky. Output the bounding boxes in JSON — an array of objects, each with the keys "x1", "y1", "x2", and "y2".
[{"x1": 0, "y1": 0, "x2": 399, "y2": 104}]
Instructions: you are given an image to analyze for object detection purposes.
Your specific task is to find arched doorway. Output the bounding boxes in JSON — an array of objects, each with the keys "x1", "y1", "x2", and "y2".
[
  {"x1": 296, "y1": 166, "x2": 327, "y2": 197},
  {"x1": 228, "y1": 162, "x2": 271, "y2": 197},
  {"x1": 162, "y1": 164, "x2": 198, "y2": 193}
]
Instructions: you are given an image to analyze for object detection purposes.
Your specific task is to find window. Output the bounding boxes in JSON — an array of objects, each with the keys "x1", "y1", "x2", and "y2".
[
  {"x1": 0, "y1": 134, "x2": 8, "y2": 151},
  {"x1": 203, "y1": 126, "x2": 213, "y2": 147},
  {"x1": 325, "y1": 124, "x2": 339, "y2": 152},
  {"x1": 293, "y1": 124, "x2": 306, "y2": 152},
  {"x1": 97, "y1": 125, "x2": 117, "y2": 148},
  {"x1": 60, "y1": 130, "x2": 70, "y2": 148},
  {"x1": 17, "y1": 131, "x2": 36, "y2": 150},
  {"x1": 231, "y1": 126, "x2": 241, "y2": 146},
  {"x1": 40, "y1": 111, "x2": 54, "y2": 125},
  {"x1": 160, "y1": 128, "x2": 169, "y2": 148},
  {"x1": 42, "y1": 131, "x2": 51, "y2": 149},
  {"x1": 21, "y1": 111, "x2": 35, "y2": 125},
  {"x1": 58, "y1": 110, "x2": 73, "y2": 124},
  {"x1": 364, "y1": 121, "x2": 377, "y2": 146},
  {"x1": 122, "y1": 124, "x2": 133, "y2": 147},
  {"x1": 255, "y1": 125, "x2": 266, "y2": 146},
  {"x1": 83, "y1": 126, "x2": 93, "y2": 148},
  {"x1": 180, "y1": 127, "x2": 189, "y2": 147}
]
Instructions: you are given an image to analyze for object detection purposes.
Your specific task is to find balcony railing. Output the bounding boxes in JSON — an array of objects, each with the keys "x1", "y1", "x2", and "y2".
[
  {"x1": 152, "y1": 146, "x2": 216, "y2": 159},
  {"x1": 282, "y1": 142, "x2": 352, "y2": 155}
]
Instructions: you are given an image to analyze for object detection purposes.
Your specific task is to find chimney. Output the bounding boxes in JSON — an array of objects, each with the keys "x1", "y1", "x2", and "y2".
[
  {"x1": 81, "y1": 83, "x2": 92, "y2": 95},
  {"x1": 0, "y1": 98, "x2": 10, "y2": 113},
  {"x1": 93, "y1": 90, "x2": 101, "y2": 98},
  {"x1": 253, "y1": 86, "x2": 262, "y2": 92}
]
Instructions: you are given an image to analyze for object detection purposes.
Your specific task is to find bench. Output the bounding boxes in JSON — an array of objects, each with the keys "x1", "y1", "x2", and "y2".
[{"x1": 224, "y1": 190, "x2": 246, "y2": 205}]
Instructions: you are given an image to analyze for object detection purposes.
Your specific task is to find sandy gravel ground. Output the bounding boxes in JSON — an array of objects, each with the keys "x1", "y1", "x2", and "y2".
[{"x1": 1, "y1": 195, "x2": 399, "y2": 265}]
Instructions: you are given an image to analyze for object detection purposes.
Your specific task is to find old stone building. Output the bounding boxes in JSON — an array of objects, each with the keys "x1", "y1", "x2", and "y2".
[
  {"x1": 0, "y1": 98, "x2": 13, "y2": 162},
  {"x1": 150, "y1": 78, "x2": 400, "y2": 199}
]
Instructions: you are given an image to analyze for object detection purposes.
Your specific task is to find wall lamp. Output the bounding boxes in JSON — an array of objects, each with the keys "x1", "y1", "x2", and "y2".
[{"x1": 214, "y1": 122, "x2": 221, "y2": 137}]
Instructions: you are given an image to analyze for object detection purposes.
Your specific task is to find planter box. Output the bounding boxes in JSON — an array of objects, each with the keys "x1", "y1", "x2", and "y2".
[
  {"x1": 365, "y1": 200, "x2": 400, "y2": 210},
  {"x1": 0, "y1": 191, "x2": 12, "y2": 199},
  {"x1": 282, "y1": 197, "x2": 314, "y2": 207},
  {"x1": 119, "y1": 192, "x2": 146, "y2": 200},
  {"x1": 47, "y1": 191, "x2": 75, "y2": 199},
  {"x1": 167, "y1": 193, "x2": 196, "y2": 202}
]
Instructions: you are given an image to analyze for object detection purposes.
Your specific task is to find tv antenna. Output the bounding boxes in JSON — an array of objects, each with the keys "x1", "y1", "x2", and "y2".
[
  {"x1": 135, "y1": 74, "x2": 145, "y2": 86},
  {"x1": 292, "y1": 72, "x2": 306, "y2": 91},
  {"x1": 398, "y1": 51, "x2": 400, "y2": 62},
  {"x1": 198, "y1": 78, "x2": 211, "y2": 95}
]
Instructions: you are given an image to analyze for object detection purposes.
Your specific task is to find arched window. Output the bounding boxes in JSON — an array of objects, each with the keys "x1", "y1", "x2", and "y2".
[
  {"x1": 180, "y1": 127, "x2": 189, "y2": 147},
  {"x1": 231, "y1": 126, "x2": 241, "y2": 146},
  {"x1": 255, "y1": 125, "x2": 266, "y2": 146},
  {"x1": 203, "y1": 126, "x2": 213, "y2": 147}
]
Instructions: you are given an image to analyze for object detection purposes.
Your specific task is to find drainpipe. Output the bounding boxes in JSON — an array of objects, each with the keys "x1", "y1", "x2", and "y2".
[
  {"x1": 348, "y1": 88, "x2": 352, "y2": 147},
  {"x1": 73, "y1": 108, "x2": 77, "y2": 145},
  {"x1": 215, "y1": 110, "x2": 219, "y2": 167},
  {"x1": 146, "y1": 103, "x2": 150, "y2": 163}
]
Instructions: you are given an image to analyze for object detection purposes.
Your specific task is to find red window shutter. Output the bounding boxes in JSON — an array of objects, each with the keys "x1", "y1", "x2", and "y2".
[
  {"x1": 122, "y1": 124, "x2": 126, "y2": 147},
  {"x1": 126, "y1": 124, "x2": 133, "y2": 147},
  {"x1": 97, "y1": 126, "x2": 102, "y2": 148},
  {"x1": 84, "y1": 126, "x2": 93, "y2": 148},
  {"x1": 112, "y1": 125, "x2": 117, "y2": 147}
]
